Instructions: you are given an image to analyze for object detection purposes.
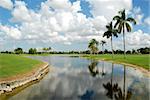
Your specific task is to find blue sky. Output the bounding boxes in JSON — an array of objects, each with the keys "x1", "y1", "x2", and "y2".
[{"x1": 0, "y1": 0, "x2": 149, "y2": 51}]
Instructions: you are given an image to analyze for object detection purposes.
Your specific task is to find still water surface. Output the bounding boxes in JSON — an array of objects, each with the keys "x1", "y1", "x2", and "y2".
[{"x1": 6, "y1": 56, "x2": 150, "y2": 100}]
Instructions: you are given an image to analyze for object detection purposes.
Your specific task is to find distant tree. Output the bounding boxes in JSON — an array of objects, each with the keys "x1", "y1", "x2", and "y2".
[
  {"x1": 115, "y1": 49, "x2": 124, "y2": 54},
  {"x1": 100, "y1": 40, "x2": 106, "y2": 54},
  {"x1": 103, "y1": 21, "x2": 118, "y2": 58},
  {"x1": 88, "y1": 39, "x2": 99, "y2": 54},
  {"x1": 14, "y1": 48, "x2": 23, "y2": 54},
  {"x1": 137, "y1": 47, "x2": 150, "y2": 54},
  {"x1": 132, "y1": 49, "x2": 137, "y2": 54},
  {"x1": 43, "y1": 47, "x2": 51, "y2": 53},
  {"x1": 126, "y1": 50, "x2": 131, "y2": 54},
  {"x1": 29, "y1": 48, "x2": 37, "y2": 54},
  {"x1": 113, "y1": 9, "x2": 136, "y2": 58}
]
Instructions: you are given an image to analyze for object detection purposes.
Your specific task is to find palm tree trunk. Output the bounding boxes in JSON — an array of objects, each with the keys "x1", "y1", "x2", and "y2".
[
  {"x1": 102, "y1": 45, "x2": 104, "y2": 55},
  {"x1": 123, "y1": 27, "x2": 126, "y2": 59},
  {"x1": 111, "y1": 37, "x2": 114, "y2": 59}
]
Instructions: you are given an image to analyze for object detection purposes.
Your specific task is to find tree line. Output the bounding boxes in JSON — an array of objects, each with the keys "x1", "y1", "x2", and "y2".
[{"x1": 1, "y1": 47, "x2": 149, "y2": 54}]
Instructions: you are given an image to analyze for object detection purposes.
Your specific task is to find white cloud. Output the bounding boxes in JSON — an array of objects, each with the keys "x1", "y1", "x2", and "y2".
[
  {"x1": 11, "y1": 1, "x2": 32, "y2": 22},
  {"x1": 126, "y1": 30, "x2": 150, "y2": 48},
  {"x1": 87, "y1": 0, "x2": 132, "y2": 21},
  {"x1": 144, "y1": 17, "x2": 150, "y2": 26},
  {"x1": 0, "y1": 24, "x2": 22, "y2": 39},
  {"x1": 1, "y1": 0, "x2": 149, "y2": 51},
  {"x1": 0, "y1": 0, "x2": 13, "y2": 10}
]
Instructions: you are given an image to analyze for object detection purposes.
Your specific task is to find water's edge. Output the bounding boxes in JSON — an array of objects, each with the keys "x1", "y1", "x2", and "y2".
[{"x1": 0, "y1": 63, "x2": 49, "y2": 95}]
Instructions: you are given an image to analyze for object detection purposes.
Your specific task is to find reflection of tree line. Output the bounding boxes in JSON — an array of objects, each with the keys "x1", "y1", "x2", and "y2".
[{"x1": 88, "y1": 60, "x2": 132, "y2": 100}]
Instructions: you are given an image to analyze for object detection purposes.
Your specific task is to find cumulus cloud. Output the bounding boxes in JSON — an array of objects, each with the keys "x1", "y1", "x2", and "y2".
[
  {"x1": 87, "y1": 0, "x2": 132, "y2": 21},
  {"x1": 144, "y1": 17, "x2": 150, "y2": 26},
  {"x1": 126, "y1": 30, "x2": 150, "y2": 48},
  {"x1": 0, "y1": 0, "x2": 149, "y2": 50},
  {"x1": 0, "y1": 0, "x2": 13, "y2": 10},
  {"x1": 0, "y1": 24, "x2": 22, "y2": 39}
]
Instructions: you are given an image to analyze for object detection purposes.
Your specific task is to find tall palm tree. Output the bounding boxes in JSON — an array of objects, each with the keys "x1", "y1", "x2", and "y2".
[
  {"x1": 100, "y1": 40, "x2": 106, "y2": 54},
  {"x1": 103, "y1": 22, "x2": 118, "y2": 58},
  {"x1": 113, "y1": 9, "x2": 136, "y2": 59},
  {"x1": 88, "y1": 39, "x2": 99, "y2": 54}
]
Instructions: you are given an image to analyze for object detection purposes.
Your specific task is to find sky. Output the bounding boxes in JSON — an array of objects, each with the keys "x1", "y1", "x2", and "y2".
[{"x1": 0, "y1": 0, "x2": 149, "y2": 51}]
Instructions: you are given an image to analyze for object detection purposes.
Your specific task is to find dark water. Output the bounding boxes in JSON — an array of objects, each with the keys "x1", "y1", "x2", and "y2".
[{"x1": 5, "y1": 56, "x2": 150, "y2": 100}]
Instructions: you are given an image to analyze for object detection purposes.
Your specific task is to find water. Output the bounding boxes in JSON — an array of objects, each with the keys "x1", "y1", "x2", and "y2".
[{"x1": 2, "y1": 56, "x2": 150, "y2": 100}]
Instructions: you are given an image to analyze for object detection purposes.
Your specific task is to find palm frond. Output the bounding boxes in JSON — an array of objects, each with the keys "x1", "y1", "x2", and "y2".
[
  {"x1": 103, "y1": 31, "x2": 111, "y2": 38},
  {"x1": 126, "y1": 17, "x2": 136, "y2": 25},
  {"x1": 113, "y1": 16, "x2": 121, "y2": 20},
  {"x1": 114, "y1": 20, "x2": 120, "y2": 28},
  {"x1": 125, "y1": 23, "x2": 131, "y2": 32},
  {"x1": 118, "y1": 23, "x2": 123, "y2": 33}
]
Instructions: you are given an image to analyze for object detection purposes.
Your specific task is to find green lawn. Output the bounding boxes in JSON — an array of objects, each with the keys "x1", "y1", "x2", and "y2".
[
  {"x1": 0, "y1": 54, "x2": 43, "y2": 78},
  {"x1": 82, "y1": 54, "x2": 149, "y2": 70}
]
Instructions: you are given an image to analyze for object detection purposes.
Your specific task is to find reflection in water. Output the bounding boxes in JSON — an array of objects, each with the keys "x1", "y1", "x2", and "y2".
[
  {"x1": 79, "y1": 90, "x2": 94, "y2": 100},
  {"x1": 101, "y1": 61, "x2": 106, "y2": 77},
  {"x1": 2, "y1": 56, "x2": 149, "y2": 100},
  {"x1": 88, "y1": 60, "x2": 99, "y2": 77},
  {"x1": 103, "y1": 64, "x2": 132, "y2": 100},
  {"x1": 88, "y1": 60, "x2": 107, "y2": 77}
]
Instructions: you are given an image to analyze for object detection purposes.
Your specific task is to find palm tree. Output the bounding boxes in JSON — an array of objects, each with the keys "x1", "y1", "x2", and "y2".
[
  {"x1": 100, "y1": 40, "x2": 106, "y2": 54},
  {"x1": 113, "y1": 9, "x2": 136, "y2": 59},
  {"x1": 103, "y1": 22, "x2": 118, "y2": 58},
  {"x1": 43, "y1": 47, "x2": 51, "y2": 53},
  {"x1": 88, "y1": 39, "x2": 99, "y2": 54}
]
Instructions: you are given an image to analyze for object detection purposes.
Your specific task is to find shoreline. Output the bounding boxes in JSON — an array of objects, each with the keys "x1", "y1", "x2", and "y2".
[
  {"x1": 82, "y1": 57, "x2": 150, "y2": 77},
  {"x1": 99, "y1": 59, "x2": 150, "y2": 77},
  {"x1": 0, "y1": 62, "x2": 49, "y2": 95}
]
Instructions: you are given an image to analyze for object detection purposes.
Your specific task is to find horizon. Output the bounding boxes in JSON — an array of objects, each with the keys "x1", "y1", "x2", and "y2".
[{"x1": 0, "y1": 0, "x2": 150, "y2": 51}]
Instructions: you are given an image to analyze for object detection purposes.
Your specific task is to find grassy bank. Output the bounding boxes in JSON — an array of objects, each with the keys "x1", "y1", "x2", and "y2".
[
  {"x1": 82, "y1": 54, "x2": 149, "y2": 70},
  {"x1": 0, "y1": 54, "x2": 43, "y2": 79}
]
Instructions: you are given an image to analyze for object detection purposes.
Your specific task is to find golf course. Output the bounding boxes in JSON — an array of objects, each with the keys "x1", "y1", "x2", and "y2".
[
  {"x1": 82, "y1": 54, "x2": 149, "y2": 69},
  {"x1": 0, "y1": 54, "x2": 149, "y2": 80},
  {"x1": 0, "y1": 54, "x2": 44, "y2": 79},
  {"x1": 0, "y1": 0, "x2": 150, "y2": 99}
]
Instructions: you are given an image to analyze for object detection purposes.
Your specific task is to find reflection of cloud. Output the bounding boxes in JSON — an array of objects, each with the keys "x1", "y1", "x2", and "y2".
[{"x1": 10, "y1": 56, "x2": 150, "y2": 100}]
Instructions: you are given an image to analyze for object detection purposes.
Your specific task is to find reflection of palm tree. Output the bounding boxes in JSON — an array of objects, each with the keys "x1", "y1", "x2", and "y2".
[
  {"x1": 103, "y1": 64, "x2": 132, "y2": 100},
  {"x1": 88, "y1": 60, "x2": 99, "y2": 77},
  {"x1": 101, "y1": 61, "x2": 106, "y2": 77},
  {"x1": 103, "y1": 63, "x2": 120, "y2": 99},
  {"x1": 114, "y1": 65, "x2": 132, "y2": 100}
]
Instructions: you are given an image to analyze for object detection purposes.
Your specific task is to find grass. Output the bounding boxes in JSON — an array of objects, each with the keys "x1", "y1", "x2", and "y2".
[
  {"x1": 82, "y1": 54, "x2": 149, "y2": 70},
  {"x1": 0, "y1": 54, "x2": 43, "y2": 78}
]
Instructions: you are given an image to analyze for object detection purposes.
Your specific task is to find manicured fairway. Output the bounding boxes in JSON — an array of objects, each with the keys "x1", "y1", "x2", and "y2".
[
  {"x1": 0, "y1": 54, "x2": 43, "y2": 78},
  {"x1": 82, "y1": 54, "x2": 149, "y2": 69}
]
